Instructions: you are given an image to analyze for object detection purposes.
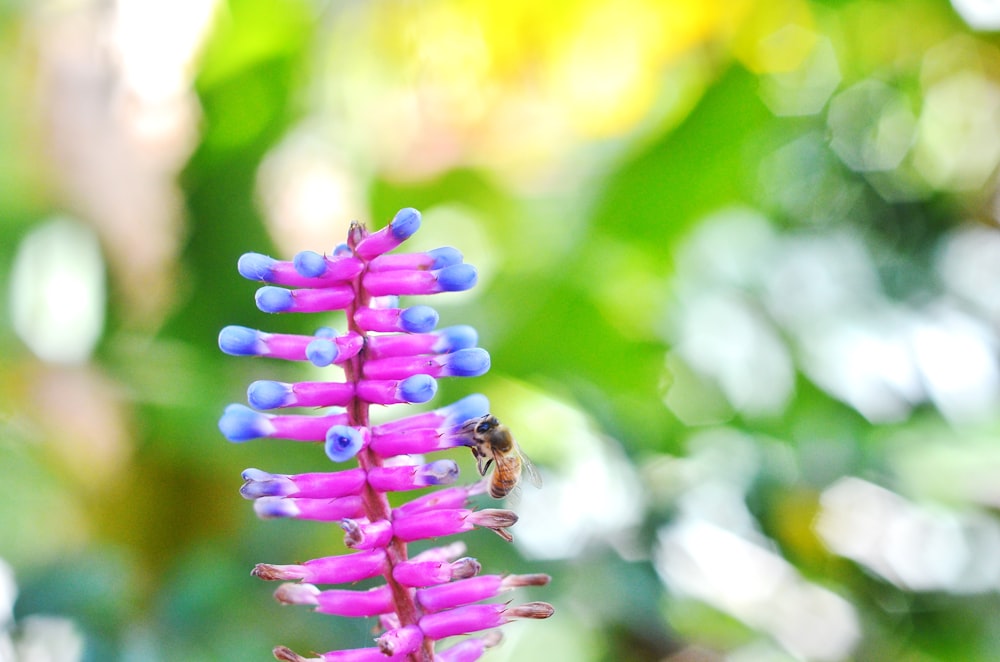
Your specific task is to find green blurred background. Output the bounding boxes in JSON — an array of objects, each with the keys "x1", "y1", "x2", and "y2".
[{"x1": 4, "y1": 0, "x2": 1000, "y2": 660}]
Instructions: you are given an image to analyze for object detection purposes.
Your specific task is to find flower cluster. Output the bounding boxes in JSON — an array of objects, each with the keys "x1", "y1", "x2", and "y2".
[{"x1": 218, "y1": 208, "x2": 552, "y2": 661}]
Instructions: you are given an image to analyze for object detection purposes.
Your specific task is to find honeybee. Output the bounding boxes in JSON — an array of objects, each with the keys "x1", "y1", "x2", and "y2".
[{"x1": 461, "y1": 414, "x2": 542, "y2": 499}]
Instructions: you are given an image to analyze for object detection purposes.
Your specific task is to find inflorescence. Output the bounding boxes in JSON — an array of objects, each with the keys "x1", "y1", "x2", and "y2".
[{"x1": 218, "y1": 208, "x2": 552, "y2": 661}]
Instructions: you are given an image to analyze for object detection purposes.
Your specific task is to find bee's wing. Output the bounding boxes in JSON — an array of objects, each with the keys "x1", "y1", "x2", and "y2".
[{"x1": 517, "y1": 445, "x2": 543, "y2": 488}]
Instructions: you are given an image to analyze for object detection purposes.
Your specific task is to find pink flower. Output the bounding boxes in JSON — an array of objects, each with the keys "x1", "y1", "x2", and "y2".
[{"x1": 219, "y1": 209, "x2": 552, "y2": 661}]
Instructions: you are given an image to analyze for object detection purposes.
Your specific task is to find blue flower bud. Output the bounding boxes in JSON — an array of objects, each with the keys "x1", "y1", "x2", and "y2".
[
  {"x1": 219, "y1": 404, "x2": 275, "y2": 442},
  {"x1": 399, "y1": 374, "x2": 437, "y2": 404},
  {"x1": 427, "y1": 247, "x2": 463, "y2": 270},
  {"x1": 314, "y1": 326, "x2": 337, "y2": 338},
  {"x1": 237, "y1": 252, "x2": 276, "y2": 281},
  {"x1": 390, "y1": 207, "x2": 421, "y2": 241},
  {"x1": 433, "y1": 325, "x2": 478, "y2": 353},
  {"x1": 306, "y1": 338, "x2": 338, "y2": 367},
  {"x1": 400, "y1": 305, "x2": 439, "y2": 333},
  {"x1": 325, "y1": 425, "x2": 365, "y2": 462},
  {"x1": 293, "y1": 250, "x2": 327, "y2": 278},
  {"x1": 248, "y1": 380, "x2": 293, "y2": 409},
  {"x1": 219, "y1": 325, "x2": 265, "y2": 356},
  {"x1": 442, "y1": 394, "x2": 491, "y2": 427},
  {"x1": 436, "y1": 264, "x2": 477, "y2": 292},
  {"x1": 256, "y1": 286, "x2": 293, "y2": 313},
  {"x1": 444, "y1": 347, "x2": 491, "y2": 377},
  {"x1": 254, "y1": 497, "x2": 299, "y2": 519},
  {"x1": 240, "y1": 468, "x2": 296, "y2": 498}
]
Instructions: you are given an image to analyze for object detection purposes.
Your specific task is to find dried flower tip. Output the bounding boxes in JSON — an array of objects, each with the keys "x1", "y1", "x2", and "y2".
[
  {"x1": 450, "y1": 556, "x2": 482, "y2": 579},
  {"x1": 271, "y1": 646, "x2": 316, "y2": 662},
  {"x1": 508, "y1": 601, "x2": 555, "y2": 620},
  {"x1": 252, "y1": 563, "x2": 306, "y2": 581},
  {"x1": 500, "y1": 573, "x2": 551, "y2": 589},
  {"x1": 254, "y1": 549, "x2": 388, "y2": 584},
  {"x1": 467, "y1": 508, "x2": 519, "y2": 529},
  {"x1": 376, "y1": 624, "x2": 423, "y2": 657},
  {"x1": 340, "y1": 519, "x2": 393, "y2": 550}
]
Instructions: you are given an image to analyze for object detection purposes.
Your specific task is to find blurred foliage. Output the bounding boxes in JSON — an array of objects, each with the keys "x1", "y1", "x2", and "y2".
[{"x1": 4, "y1": 0, "x2": 1000, "y2": 661}]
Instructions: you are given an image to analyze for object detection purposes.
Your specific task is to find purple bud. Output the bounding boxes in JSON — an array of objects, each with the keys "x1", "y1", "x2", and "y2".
[
  {"x1": 256, "y1": 286, "x2": 294, "y2": 312},
  {"x1": 325, "y1": 426, "x2": 366, "y2": 462},
  {"x1": 398, "y1": 374, "x2": 437, "y2": 403},
  {"x1": 442, "y1": 394, "x2": 491, "y2": 428},
  {"x1": 417, "y1": 575, "x2": 503, "y2": 613},
  {"x1": 306, "y1": 338, "x2": 338, "y2": 367},
  {"x1": 293, "y1": 251, "x2": 327, "y2": 278},
  {"x1": 238, "y1": 252, "x2": 278, "y2": 281},
  {"x1": 256, "y1": 495, "x2": 364, "y2": 521},
  {"x1": 392, "y1": 486, "x2": 477, "y2": 518},
  {"x1": 437, "y1": 632, "x2": 503, "y2": 662},
  {"x1": 390, "y1": 208, "x2": 421, "y2": 239},
  {"x1": 392, "y1": 561, "x2": 453, "y2": 588},
  {"x1": 242, "y1": 468, "x2": 367, "y2": 499},
  {"x1": 353, "y1": 305, "x2": 439, "y2": 333},
  {"x1": 442, "y1": 348, "x2": 490, "y2": 377},
  {"x1": 298, "y1": 550, "x2": 387, "y2": 583},
  {"x1": 256, "y1": 285, "x2": 354, "y2": 314},
  {"x1": 400, "y1": 305, "x2": 438, "y2": 332},
  {"x1": 354, "y1": 208, "x2": 422, "y2": 260},
  {"x1": 239, "y1": 252, "x2": 362, "y2": 286},
  {"x1": 362, "y1": 264, "x2": 478, "y2": 297},
  {"x1": 219, "y1": 325, "x2": 266, "y2": 356},
  {"x1": 366, "y1": 460, "x2": 459, "y2": 492},
  {"x1": 427, "y1": 246, "x2": 463, "y2": 269},
  {"x1": 241, "y1": 468, "x2": 297, "y2": 498},
  {"x1": 247, "y1": 380, "x2": 294, "y2": 409},
  {"x1": 432, "y1": 325, "x2": 478, "y2": 353},
  {"x1": 313, "y1": 585, "x2": 394, "y2": 617},
  {"x1": 253, "y1": 550, "x2": 387, "y2": 584},
  {"x1": 419, "y1": 604, "x2": 506, "y2": 640},
  {"x1": 436, "y1": 263, "x2": 477, "y2": 291},
  {"x1": 219, "y1": 404, "x2": 276, "y2": 442},
  {"x1": 250, "y1": 381, "x2": 354, "y2": 409}
]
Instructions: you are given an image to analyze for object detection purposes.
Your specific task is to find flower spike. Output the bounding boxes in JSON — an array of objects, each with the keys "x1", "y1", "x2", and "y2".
[{"x1": 219, "y1": 208, "x2": 551, "y2": 661}]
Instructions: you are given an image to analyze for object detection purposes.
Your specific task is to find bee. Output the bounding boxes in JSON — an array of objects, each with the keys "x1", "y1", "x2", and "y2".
[{"x1": 461, "y1": 414, "x2": 542, "y2": 499}]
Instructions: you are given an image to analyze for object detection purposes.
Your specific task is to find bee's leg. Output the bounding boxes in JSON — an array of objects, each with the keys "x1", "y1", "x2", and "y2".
[{"x1": 473, "y1": 451, "x2": 491, "y2": 476}]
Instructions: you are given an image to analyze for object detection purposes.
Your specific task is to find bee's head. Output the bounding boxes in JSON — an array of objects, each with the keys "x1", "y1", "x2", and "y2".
[{"x1": 475, "y1": 415, "x2": 499, "y2": 435}]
